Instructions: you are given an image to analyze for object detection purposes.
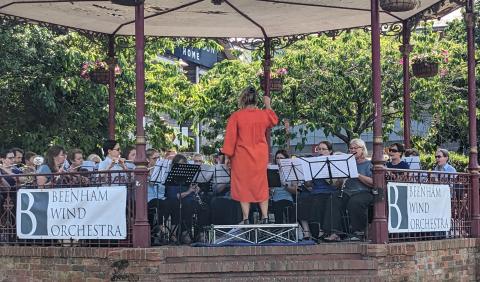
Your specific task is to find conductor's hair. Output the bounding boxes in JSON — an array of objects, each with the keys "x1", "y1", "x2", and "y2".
[{"x1": 238, "y1": 86, "x2": 258, "y2": 109}]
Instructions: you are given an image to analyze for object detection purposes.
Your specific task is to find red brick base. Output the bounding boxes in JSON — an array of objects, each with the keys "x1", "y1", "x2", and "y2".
[{"x1": 0, "y1": 239, "x2": 478, "y2": 281}]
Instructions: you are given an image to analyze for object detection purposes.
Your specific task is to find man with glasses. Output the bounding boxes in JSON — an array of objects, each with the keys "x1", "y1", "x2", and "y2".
[{"x1": 433, "y1": 149, "x2": 456, "y2": 172}]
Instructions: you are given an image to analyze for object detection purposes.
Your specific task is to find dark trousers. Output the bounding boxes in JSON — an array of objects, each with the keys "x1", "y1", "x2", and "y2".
[
  {"x1": 324, "y1": 191, "x2": 374, "y2": 234},
  {"x1": 147, "y1": 199, "x2": 168, "y2": 229},
  {"x1": 272, "y1": 199, "x2": 295, "y2": 224}
]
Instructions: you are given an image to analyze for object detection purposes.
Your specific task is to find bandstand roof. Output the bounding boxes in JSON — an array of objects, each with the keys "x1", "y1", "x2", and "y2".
[{"x1": 0, "y1": 0, "x2": 461, "y2": 38}]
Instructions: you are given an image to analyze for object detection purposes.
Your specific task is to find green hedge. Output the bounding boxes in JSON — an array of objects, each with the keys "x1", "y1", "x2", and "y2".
[{"x1": 420, "y1": 152, "x2": 469, "y2": 172}]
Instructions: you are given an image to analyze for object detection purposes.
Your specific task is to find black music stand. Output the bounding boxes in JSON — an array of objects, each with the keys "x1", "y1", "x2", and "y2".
[{"x1": 164, "y1": 163, "x2": 200, "y2": 244}]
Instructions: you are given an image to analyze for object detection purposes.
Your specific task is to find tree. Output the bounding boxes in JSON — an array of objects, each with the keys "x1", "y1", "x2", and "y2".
[{"x1": 198, "y1": 31, "x2": 406, "y2": 150}]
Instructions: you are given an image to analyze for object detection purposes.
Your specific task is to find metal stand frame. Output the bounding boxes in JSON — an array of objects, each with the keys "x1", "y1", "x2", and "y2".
[{"x1": 209, "y1": 223, "x2": 299, "y2": 245}]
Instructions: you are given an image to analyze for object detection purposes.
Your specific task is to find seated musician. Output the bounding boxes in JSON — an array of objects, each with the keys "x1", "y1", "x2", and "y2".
[
  {"x1": 271, "y1": 150, "x2": 296, "y2": 224},
  {"x1": 123, "y1": 146, "x2": 136, "y2": 169},
  {"x1": 210, "y1": 153, "x2": 242, "y2": 225},
  {"x1": 36, "y1": 145, "x2": 67, "y2": 186},
  {"x1": 98, "y1": 140, "x2": 128, "y2": 183},
  {"x1": 0, "y1": 150, "x2": 22, "y2": 187},
  {"x1": 323, "y1": 138, "x2": 374, "y2": 242},
  {"x1": 386, "y1": 143, "x2": 409, "y2": 169},
  {"x1": 298, "y1": 141, "x2": 337, "y2": 240},
  {"x1": 67, "y1": 148, "x2": 84, "y2": 172},
  {"x1": 146, "y1": 148, "x2": 169, "y2": 245},
  {"x1": 165, "y1": 154, "x2": 210, "y2": 244},
  {"x1": 98, "y1": 140, "x2": 128, "y2": 171}
]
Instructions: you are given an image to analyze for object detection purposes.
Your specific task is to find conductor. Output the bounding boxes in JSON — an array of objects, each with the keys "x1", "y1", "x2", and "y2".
[{"x1": 222, "y1": 86, "x2": 278, "y2": 224}]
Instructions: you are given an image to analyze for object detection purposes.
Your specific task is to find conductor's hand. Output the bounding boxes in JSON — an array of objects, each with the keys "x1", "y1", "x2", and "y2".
[{"x1": 263, "y1": 95, "x2": 272, "y2": 110}]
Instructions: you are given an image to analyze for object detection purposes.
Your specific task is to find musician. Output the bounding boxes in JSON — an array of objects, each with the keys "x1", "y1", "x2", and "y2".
[
  {"x1": 323, "y1": 138, "x2": 374, "y2": 242},
  {"x1": 146, "y1": 148, "x2": 168, "y2": 245},
  {"x1": 123, "y1": 146, "x2": 136, "y2": 169},
  {"x1": 386, "y1": 143, "x2": 409, "y2": 169},
  {"x1": 67, "y1": 148, "x2": 84, "y2": 172},
  {"x1": 165, "y1": 154, "x2": 210, "y2": 244},
  {"x1": 11, "y1": 147, "x2": 24, "y2": 167},
  {"x1": 86, "y1": 154, "x2": 102, "y2": 170},
  {"x1": 0, "y1": 150, "x2": 22, "y2": 187},
  {"x1": 36, "y1": 145, "x2": 67, "y2": 186},
  {"x1": 222, "y1": 86, "x2": 278, "y2": 224},
  {"x1": 271, "y1": 150, "x2": 296, "y2": 224},
  {"x1": 98, "y1": 140, "x2": 127, "y2": 171},
  {"x1": 298, "y1": 141, "x2": 337, "y2": 240},
  {"x1": 210, "y1": 153, "x2": 242, "y2": 225},
  {"x1": 23, "y1": 151, "x2": 38, "y2": 174}
]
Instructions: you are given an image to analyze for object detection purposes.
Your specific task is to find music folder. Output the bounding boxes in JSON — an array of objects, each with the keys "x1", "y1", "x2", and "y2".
[{"x1": 267, "y1": 165, "x2": 282, "y2": 188}]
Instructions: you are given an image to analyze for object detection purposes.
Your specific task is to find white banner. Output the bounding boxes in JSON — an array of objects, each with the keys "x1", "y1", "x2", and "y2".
[
  {"x1": 388, "y1": 182, "x2": 451, "y2": 233},
  {"x1": 16, "y1": 186, "x2": 127, "y2": 239}
]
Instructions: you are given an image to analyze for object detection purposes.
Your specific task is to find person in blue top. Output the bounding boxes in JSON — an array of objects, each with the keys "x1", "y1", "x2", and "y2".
[
  {"x1": 271, "y1": 150, "x2": 296, "y2": 224},
  {"x1": 36, "y1": 145, "x2": 66, "y2": 186},
  {"x1": 386, "y1": 143, "x2": 410, "y2": 169},
  {"x1": 298, "y1": 141, "x2": 338, "y2": 240},
  {"x1": 433, "y1": 148, "x2": 457, "y2": 173}
]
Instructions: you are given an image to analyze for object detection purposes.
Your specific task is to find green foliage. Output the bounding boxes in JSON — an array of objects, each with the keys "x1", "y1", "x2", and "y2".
[{"x1": 420, "y1": 151, "x2": 469, "y2": 172}]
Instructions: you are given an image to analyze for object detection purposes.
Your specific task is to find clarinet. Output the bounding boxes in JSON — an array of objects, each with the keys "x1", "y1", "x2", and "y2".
[{"x1": 193, "y1": 184, "x2": 208, "y2": 210}]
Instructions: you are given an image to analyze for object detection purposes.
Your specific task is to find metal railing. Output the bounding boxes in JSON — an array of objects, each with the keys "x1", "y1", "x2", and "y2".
[
  {"x1": 0, "y1": 170, "x2": 136, "y2": 247},
  {"x1": 385, "y1": 169, "x2": 471, "y2": 242}
]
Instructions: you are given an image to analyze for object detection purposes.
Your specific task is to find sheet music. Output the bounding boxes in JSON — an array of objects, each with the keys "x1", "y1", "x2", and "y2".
[
  {"x1": 327, "y1": 154, "x2": 358, "y2": 178},
  {"x1": 214, "y1": 164, "x2": 230, "y2": 184},
  {"x1": 150, "y1": 158, "x2": 171, "y2": 184},
  {"x1": 194, "y1": 164, "x2": 215, "y2": 183},
  {"x1": 402, "y1": 156, "x2": 420, "y2": 170},
  {"x1": 278, "y1": 158, "x2": 305, "y2": 182},
  {"x1": 297, "y1": 156, "x2": 328, "y2": 181}
]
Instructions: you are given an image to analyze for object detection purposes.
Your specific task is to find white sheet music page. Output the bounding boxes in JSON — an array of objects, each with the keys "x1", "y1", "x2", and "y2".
[
  {"x1": 150, "y1": 158, "x2": 171, "y2": 183},
  {"x1": 195, "y1": 164, "x2": 215, "y2": 183},
  {"x1": 297, "y1": 156, "x2": 330, "y2": 180},
  {"x1": 214, "y1": 164, "x2": 230, "y2": 184},
  {"x1": 402, "y1": 156, "x2": 420, "y2": 170},
  {"x1": 328, "y1": 154, "x2": 358, "y2": 178},
  {"x1": 278, "y1": 158, "x2": 305, "y2": 182}
]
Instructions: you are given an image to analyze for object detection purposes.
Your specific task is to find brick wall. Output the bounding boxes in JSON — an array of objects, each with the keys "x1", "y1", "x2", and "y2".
[{"x1": 0, "y1": 239, "x2": 478, "y2": 281}]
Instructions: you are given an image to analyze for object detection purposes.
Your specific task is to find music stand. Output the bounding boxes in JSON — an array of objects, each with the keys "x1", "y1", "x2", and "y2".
[
  {"x1": 193, "y1": 164, "x2": 215, "y2": 193},
  {"x1": 213, "y1": 164, "x2": 231, "y2": 185},
  {"x1": 164, "y1": 163, "x2": 200, "y2": 244},
  {"x1": 277, "y1": 158, "x2": 305, "y2": 183},
  {"x1": 298, "y1": 154, "x2": 358, "y2": 181}
]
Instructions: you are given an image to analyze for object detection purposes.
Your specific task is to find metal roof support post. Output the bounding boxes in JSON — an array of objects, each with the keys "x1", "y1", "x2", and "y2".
[
  {"x1": 370, "y1": 0, "x2": 388, "y2": 244},
  {"x1": 264, "y1": 37, "x2": 273, "y2": 161},
  {"x1": 401, "y1": 21, "x2": 412, "y2": 149},
  {"x1": 466, "y1": 0, "x2": 480, "y2": 237},
  {"x1": 133, "y1": 2, "x2": 150, "y2": 248},
  {"x1": 108, "y1": 35, "x2": 116, "y2": 140}
]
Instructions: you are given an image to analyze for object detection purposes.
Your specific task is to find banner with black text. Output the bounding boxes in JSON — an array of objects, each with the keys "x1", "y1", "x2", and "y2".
[
  {"x1": 388, "y1": 182, "x2": 451, "y2": 233},
  {"x1": 16, "y1": 186, "x2": 127, "y2": 239}
]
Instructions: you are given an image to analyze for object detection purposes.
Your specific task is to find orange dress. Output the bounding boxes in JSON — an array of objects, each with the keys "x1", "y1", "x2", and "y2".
[{"x1": 222, "y1": 108, "x2": 278, "y2": 202}]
